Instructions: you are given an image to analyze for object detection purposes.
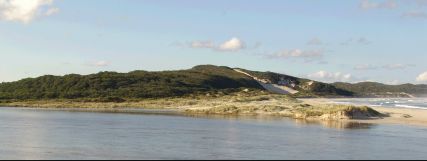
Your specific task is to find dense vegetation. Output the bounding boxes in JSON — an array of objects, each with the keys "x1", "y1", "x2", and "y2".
[
  {"x1": 1, "y1": 65, "x2": 426, "y2": 101},
  {"x1": 333, "y1": 82, "x2": 427, "y2": 97},
  {"x1": 0, "y1": 65, "x2": 262, "y2": 100}
]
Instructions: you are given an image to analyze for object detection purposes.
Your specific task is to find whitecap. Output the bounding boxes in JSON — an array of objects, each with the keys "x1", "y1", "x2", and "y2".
[{"x1": 395, "y1": 104, "x2": 427, "y2": 110}]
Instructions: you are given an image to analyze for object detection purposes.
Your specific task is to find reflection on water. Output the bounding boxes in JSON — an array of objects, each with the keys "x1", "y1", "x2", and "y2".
[
  {"x1": 185, "y1": 113, "x2": 377, "y2": 130},
  {"x1": 17, "y1": 108, "x2": 376, "y2": 130},
  {"x1": 293, "y1": 119, "x2": 376, "y2": 130},
  {"x1": 17, "y1": 108, "x2": 183, "y2": 116},
  {"x1": 0, "y1": 107, "x2": 427, "y2": 159}
]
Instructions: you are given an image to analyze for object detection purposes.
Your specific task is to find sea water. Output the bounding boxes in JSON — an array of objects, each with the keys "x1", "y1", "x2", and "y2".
[
  {"x1": 0, "y1": 107, "x2": 427, "y2": 159},
  {"x1": 331, "y1": 98, "x2": 427, "y2": 110}
]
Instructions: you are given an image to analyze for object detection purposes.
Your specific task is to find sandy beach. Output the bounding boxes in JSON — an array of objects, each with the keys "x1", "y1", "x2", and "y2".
[
  {"x1": 364, "y1": 107, "x2": 427, "y2": 127},
  {"x1": 301, "y1": 98, "x2": 427, "y2": 127},
  {"x1": 2, "y1": 95, "x2": 427, "y2": 127}
]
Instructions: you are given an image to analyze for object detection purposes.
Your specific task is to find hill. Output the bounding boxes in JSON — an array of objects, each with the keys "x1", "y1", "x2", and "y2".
[
  {"x1": 0, "y1": 65, "x2": 426, "y2": 100},
  {"x1": 333, "y1": 82, "x2": 427, "y2": 97},
  {"x1": 234, "y1": 68, "x2": 354, "y2": 97},
  {"x1": 0, "y1": 65, "x2": 263, "y2": 100}
]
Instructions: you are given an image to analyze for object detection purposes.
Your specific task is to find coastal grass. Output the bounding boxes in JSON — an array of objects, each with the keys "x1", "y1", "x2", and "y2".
[
  {"x1": 0, "y1": 91, "x2": 381, "y2": 120},
  {"x1": 292, "y1": 104, "x2": 381, "y2": 118}
]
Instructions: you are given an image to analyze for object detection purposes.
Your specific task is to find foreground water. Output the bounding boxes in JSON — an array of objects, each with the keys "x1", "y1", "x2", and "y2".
[
  {"x1": 331, "y1": 98, "x2": 427, "y2": 110},
  {"x1": 0, "y1": 107, "x2": 427, "y2": 159}
]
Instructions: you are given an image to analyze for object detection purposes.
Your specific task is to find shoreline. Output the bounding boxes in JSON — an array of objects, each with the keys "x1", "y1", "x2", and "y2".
[
  {"x1": 0, "y1": 106, "x2": 387, "y2": 130},
  {"x1": 301, "y1": 98, "x2": 427, "y2": 127},
  {"x1": 354, "y1": 107, "x2": 427, "y2": 127},
  {"x1": 1, "y1": 95, "x2": 427, "y2": 127},
  {"x1": 2, "y1": 105, "x2": 426, "y2": 128}
]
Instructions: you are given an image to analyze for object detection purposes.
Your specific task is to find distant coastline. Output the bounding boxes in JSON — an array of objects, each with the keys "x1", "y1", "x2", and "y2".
[
  {"x1": 1, "y1": 65, "x2": 427, "y2": 126},
  {"x1": 2, "y1": 93, "x2": 427, "y2": 127},
  {"x1": 3, "y1": 91, "x2": 427, "y2": 126},
  {"x1": 1, "y1": 65, "x2": 426, "y2": 101}
]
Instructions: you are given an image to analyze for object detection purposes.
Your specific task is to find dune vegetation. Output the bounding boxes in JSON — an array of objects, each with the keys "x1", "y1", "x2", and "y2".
[
  {"x1": 4, "y1": 64, "x2": 421, "y2": 120},
  {"x1": 0, "y1": 89, "x2": 382, "y2": 120}
]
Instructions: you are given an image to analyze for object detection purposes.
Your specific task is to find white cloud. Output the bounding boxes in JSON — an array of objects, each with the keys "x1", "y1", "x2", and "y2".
[
  {"x1": 94, "y1": 61, "x2": 110, "y2": 67},
  {"x1": 360, "y1": 0, "x2": 377, "y2": 9},
  {"x1": 354, "y1": 63, "x2": 415, "y2": 70},
  {"x1": 357, "y1": 37, "x2": 372, "y2": 45},
  {"x1": 307, "y1": 38, "x2": 323, "y2": 45},
  {"x1": 415, "y1": 0, "x2": 427, "y2": 6},
  {"x1": 190, "y1": 40, "x2": 215, "y2": 49},
  {"x1": 361, "y1": 0, "x2": 427, "y2": 20},
  {"x1": 218, "y1": 37, "x2": 245, "y2": 51},
  {"x1": 253, "y1": 42, "x2": 262, "y2": 49},
  {"x1": 354, "y1": 64, "x2": 379, "y2": 70},
  {"x1": 402, "y1": 11, "x2": 427, "y2": 19},
  {"x1": 188, "y1": 37, "x2": 245, "y2": 52},
  {"x1": 360, "y1": 0, "x2": 398, "y2": 10},
  {"x1": 169, "y1": 41, "x2": 186, "y2": 48},
  {"x1": 269, "y1": 49, "x2": 324, "y2": 60},
  {"x1": 307, "y1": 71, "x2": 355, "y2": 83},
  {"x1": 402, "y1": 0, "x2": 427, "y2": 6},
  {"x1": 385, "y1": 80, "x2": 401, "y2": 85},
  {"x1": 318, "y1": 61, "x2": 329, "y2": 65},
  {"x1": 44, "y1": 7, "x2": 59, "y2": 16},
  {"x1": 341, "y1": 39, "x2": 353, "y2": 46},
  {"x1": 383, "y1": 64, "x2": 415, "y2": 70},
  {"x1": 0, "y1": 0, "x2": 59, "y2": 23},
  {"x1": 341, "y1": 37, "x2": 372, "y2": 45},
  {"x1": 416, "y1": 71, "x2": 427, "y2": 82},
  {"x1": 87, "y1": 61, "x2": 111, "y2": 67}
]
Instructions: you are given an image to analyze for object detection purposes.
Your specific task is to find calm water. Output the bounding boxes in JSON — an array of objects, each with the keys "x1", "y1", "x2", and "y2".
[
  {"x1": 0, "y1": 107, "x2": 427, "y2": 160},
  {"x1": 331, "y1": 98, "x2": 427, "y2": 110}
]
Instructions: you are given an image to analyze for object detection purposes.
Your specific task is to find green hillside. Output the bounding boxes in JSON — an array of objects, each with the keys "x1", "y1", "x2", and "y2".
[
  {"x1": 0, "y1": 65, "x2": 263, "y2": 100},
  {"x1": 1, "y1": 65, "x2": 426, "y2": 100},
  {"x1": 333, "y1": 82, "x2": 427, "y2": 97}
]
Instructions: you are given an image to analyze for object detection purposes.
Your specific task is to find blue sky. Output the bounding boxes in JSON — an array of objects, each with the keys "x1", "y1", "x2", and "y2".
[{"x1": 0, "y1": 0, "x2": 427, "y2": 84}]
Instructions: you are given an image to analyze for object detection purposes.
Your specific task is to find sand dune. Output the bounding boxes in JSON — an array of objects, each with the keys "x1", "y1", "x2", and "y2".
[{"x1": 234, "y1": 69, "x2": 299, "y2": 94}]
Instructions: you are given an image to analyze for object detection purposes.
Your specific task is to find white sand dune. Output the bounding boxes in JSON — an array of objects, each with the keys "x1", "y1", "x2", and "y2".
[{"x1": 234, "y1": 69, "x2": 299, "y2": 94}]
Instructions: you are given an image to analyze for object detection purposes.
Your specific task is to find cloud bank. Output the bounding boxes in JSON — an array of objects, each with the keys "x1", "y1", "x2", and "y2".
[{"x1": 307, "y1": 70, "x2": 356, "y2": 83}]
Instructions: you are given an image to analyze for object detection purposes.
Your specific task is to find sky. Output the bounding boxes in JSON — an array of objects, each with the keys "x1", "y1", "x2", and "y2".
[{"x1": 0, "y1": 0, "x2": 426, "y2": 84}]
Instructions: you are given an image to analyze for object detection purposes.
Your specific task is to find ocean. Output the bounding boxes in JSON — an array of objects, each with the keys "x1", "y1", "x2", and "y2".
[
  {"x1": 330, "y1": 98, "x2": 427, "y2": 110},
  {"x1": 1, "y1": 107, "x2": 427, "y2": 159}
]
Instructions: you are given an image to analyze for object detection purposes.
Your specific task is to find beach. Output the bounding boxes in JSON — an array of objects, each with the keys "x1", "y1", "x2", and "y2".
[
  {"x1": 301, "y1": 98, "x2": 427, "y2": 127},
  {"x1": 363, "y1": 107, "x2": 427, "y2": 126},
  {"x1": 1, "y1": 94, "x2": 426, "y2": 127}
]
